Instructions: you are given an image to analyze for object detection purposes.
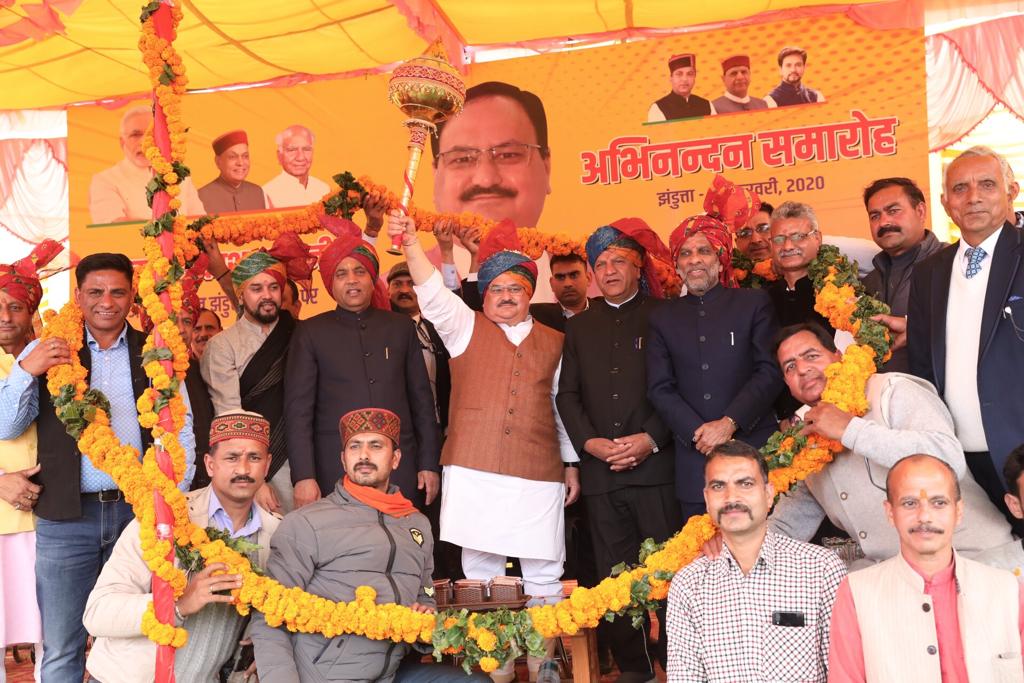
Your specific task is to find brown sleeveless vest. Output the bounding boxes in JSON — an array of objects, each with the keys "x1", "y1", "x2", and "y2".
[{"x1": 443, "y1": 313, "x2": 564, "y2": 483}]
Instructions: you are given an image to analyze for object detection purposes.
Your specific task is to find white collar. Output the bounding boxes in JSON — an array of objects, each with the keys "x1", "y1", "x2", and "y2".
[{"x1": 722, "y1": 91, "x2": 752, "y2": 104}]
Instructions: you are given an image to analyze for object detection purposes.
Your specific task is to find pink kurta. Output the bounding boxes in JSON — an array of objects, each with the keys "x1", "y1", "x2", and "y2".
[{"x1": 828, "y1": 555, "x2": 1024, "y2": 682}]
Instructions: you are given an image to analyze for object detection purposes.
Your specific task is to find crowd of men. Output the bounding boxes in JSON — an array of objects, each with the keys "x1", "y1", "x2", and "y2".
[{"x1": 1, "y1": 77, "x2": 1023, "y2": 683}]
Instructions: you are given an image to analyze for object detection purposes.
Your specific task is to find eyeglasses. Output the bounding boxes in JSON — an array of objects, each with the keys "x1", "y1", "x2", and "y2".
[
  {"x1": 770, "y1": 229, "x2": 818, "y2": 246},
  {"x1": 438, "y1": 143, "x2": 543, "y2": 170},
  {"x1": 487, "y1": 284, "x2": 526, "y2": 296},
  {"x1": 736, "y1": 223, "x2": 771, "y2": 239}
]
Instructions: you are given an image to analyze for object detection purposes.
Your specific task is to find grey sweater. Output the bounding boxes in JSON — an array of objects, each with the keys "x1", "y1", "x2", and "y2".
[
  {"x1": 251, "y1": 483, "x2": 434, "y2": 683},
  {"x1": 769, "y1": 372, "x2": 1013, "y2": 564}
]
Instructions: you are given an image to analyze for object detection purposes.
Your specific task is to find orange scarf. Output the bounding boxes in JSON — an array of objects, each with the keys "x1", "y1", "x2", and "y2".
[{"x1": 342, "y1": 475, "x2": 418, "y2": 518}]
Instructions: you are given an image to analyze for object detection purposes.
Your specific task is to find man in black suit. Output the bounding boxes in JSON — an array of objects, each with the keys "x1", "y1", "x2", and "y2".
[
  {"x1": 558, "y1": 219, "x2": 680, "y2": 679},
  {"x1": 530, "y1": 253, "x2": 594, "y2": 332},
  {"x1": 285, "y1": 226, "x2": 440, "y2": 510},
  {"x1": 648, "y1": 215, "x2": 783, "y2": 518},
  {"x1": 908, "y1": 145, "x2": 1024, "y2": 528}
]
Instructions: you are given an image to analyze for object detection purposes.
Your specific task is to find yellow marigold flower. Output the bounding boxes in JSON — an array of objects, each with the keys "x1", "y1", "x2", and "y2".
[{"x1": 479, "y1": 657, "x2": 499, "y2": 673}]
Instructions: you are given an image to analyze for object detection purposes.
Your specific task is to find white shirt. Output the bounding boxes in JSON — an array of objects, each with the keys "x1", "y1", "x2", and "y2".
[
  {"x1": 262, "y1": 171, "x2": 331, "y2": 209},
  {"x1": 415, "y1": 269, "x2": 575, "y2": 560},
  {"x1": 944, "y1": 228, "x2": 1003, "y2": 451},
  {"x1": 88, "y1": 158, "x2": 204, "y2": 224}
]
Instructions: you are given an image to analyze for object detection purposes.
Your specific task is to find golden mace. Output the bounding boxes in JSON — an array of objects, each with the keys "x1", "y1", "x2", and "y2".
[{"x1": 386, "y1": 43, "x2": 466, "y2": 255}]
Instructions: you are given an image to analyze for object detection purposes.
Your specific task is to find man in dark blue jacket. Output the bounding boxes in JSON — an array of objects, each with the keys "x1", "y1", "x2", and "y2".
[
  {"x1": 648, "y1": 214, "x2": 783, "y2": 518},
  {"x1": 908, "y1": 145, "x2": 1024, "y2": 531}
]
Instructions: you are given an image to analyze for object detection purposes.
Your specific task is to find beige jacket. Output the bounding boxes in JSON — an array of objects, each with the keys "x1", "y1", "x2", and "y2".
[
  {"x1": 849, "y1": 551, "x2": 1023, "y2": 683},
  {"x1": 83, "y1": 486, "x2": 280, "y2": 682},
  {"x1": 769, "y1": 373, "x2": 1012, "y2": 564}
]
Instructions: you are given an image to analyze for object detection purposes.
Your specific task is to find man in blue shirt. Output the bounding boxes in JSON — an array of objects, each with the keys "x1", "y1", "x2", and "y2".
[{"x1": 0, "y1": 252, "x2": 195, "y2": 681}]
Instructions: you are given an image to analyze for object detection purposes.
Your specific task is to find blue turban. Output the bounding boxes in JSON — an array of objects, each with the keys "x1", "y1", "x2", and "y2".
[
  {"x1": 477, "y1": 251, "x2": 537, "y2": 295},
  {"x1": 585, "y1": 225, "x2": 646, "y2": 268}
]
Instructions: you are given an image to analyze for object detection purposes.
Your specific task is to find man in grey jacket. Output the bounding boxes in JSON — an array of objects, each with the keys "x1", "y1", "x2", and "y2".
[
  {"x1": 860, "y1": 177, "x2": 945, "y2": 372},
  {"x1": 251, "y1": 407, "x2": 485, "y2": 683},
  {"x1": 767, "y1": 323, "x2": 1012, "y2": 566}
]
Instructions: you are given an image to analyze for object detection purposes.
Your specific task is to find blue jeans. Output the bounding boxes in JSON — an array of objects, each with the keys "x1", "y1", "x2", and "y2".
[{"x1": 35, "y1": 498, "x2": 134, "y2": 682}]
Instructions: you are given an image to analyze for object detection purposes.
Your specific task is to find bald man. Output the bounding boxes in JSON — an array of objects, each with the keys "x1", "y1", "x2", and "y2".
[{"x1": 828, "y1": 454, "x2": 1024, "y2": 683}]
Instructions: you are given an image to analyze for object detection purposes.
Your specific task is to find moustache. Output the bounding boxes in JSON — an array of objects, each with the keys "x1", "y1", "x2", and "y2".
[
  {"x1": 498, "y1": 299, "x2": 517, "y2": 307},
  {"x1": 460, "y1": 185, "x2": 517, "y2": 202},
  {"x1": 717, "y1": 502, "x2": 752, "y2": 521},
  {"x1": 354, "y1": 461, "x2": 377, "y2": 471},
  {"x1": 231, "y1": 475, "x2": 256, "y2": 484},
  {"x1": 910, "y1": 524, "x2": 944, "y2": 534},
  {"x1": 877, "y1": 225, "x2": 902, "y2": 237},
  {"x1": 780, "y1": 248, "x2": 802, "y2": 258},
  {"x1": 396, "y1": 293, "x2": 414, "y2": 301},
  {"x1": 258, "y1": 299, "x2": 278, "y2": 308}
]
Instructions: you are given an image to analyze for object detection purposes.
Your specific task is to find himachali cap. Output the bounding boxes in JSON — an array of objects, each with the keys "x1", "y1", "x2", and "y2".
[
  {"x1": 212, "y1": 130, "x2": 248, "y2": 155},
  {"x1": 340, "y1": 408, "x2": 402, "y2": 447},
  {"x1": 668, "y1": 53, "x2": 696, "y2": 73},
  {"x1": 721, "y1": 55, "x2": 750, "y2": 74},
  {"x1": 209, "y1": 411, "x2": 271, "y2": 448}
]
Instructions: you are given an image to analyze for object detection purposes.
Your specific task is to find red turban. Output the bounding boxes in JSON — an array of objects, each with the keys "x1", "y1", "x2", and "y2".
[
  {"x1": 181, "y1": 254, "x2": 208, "y2": 316},
  {"x1": 670, "y1": 215, "x2": 736, "y2": 289},
  {"x1": 317, "y1": 213, "x2": 389, "y2": 310},
  {"x1": 0, "y1": 239, "x2": 62, "y2": 312},
  {"x1": 703, "y1": 174, "x2": 761, "y2": 232}
]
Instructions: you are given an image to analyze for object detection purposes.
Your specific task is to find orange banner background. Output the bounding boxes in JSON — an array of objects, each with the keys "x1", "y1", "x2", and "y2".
[{"x1": 68, "y1": 11, "x2": 927, "y2": 319}]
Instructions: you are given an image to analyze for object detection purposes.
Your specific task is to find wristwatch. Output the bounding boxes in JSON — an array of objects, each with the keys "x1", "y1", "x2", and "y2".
[{"x1": 646, "y1": 434, "x2": 660, "y2": 454}]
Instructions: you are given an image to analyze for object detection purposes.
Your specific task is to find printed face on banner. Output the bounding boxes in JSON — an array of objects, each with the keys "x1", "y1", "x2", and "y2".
[
  {"x1": 278, "y1": 126, "x2": 315, "y2": 180},
  {"x1": 780, "y1": 54, "x2": 806, "y2": 85},
  {"x1": 68, "y1": 12, "x2": 928, "y2": 321},
  {"x1": 723, "y1": 66, "x2": 751, "y2": 98},
  {"x1": 670, "y1": 66, "x2": 697, "y2": 98},
  {"x1": 121, "y1": 110, "x2": 152, "y2": 170},
  {"x1": 215, "y1": 143, "x2": 252, "y2": 186},
  {"x1": 433, "y1": 95, "x2": 552, "y2": 228}
]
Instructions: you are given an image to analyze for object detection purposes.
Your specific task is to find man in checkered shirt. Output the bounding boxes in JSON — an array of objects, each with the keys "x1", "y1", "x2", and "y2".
[{"x1": 665, "y1": 440, "x2": 847, "y2": 682}]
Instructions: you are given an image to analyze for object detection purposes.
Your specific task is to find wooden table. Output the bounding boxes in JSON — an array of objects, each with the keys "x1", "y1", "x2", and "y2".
[{"x1": 566, "y1": 628, "x2": 600, "y2": 683}]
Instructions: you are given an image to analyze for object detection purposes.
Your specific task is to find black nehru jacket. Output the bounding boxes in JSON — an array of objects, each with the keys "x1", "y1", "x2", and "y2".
[
  {"x1": 34, "y1": 326, "x2": 153, "y2": 520},
  {"x1": 557, "y1": 294, "x2": 673, "y2": 495},
  {"x1": 284, "y1": 306, "x2": 440, "y2": 506},
  {"x1": 647, "y1": 285, "x2": 783, "y2": 504}
]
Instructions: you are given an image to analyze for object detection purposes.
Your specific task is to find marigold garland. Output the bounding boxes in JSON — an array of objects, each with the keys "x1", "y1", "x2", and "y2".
[
  {"x1": 41, "y1": 230, "x2": 891, "y2": 673},
  {"x1": 38, "y1": 0, "x2": 891, "y2": 667}
]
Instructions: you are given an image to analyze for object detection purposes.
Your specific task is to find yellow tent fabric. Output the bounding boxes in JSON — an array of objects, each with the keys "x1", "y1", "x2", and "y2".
[{"x1": 0, "y1": 0, "x2": 884, "y2": 110}]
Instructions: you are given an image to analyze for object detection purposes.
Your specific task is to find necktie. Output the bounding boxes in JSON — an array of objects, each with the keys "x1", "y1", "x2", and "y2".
[
  {"x1": 416, "y1": 319, "x2": 435, "y2": 354},
  {"x1": 965, "y1": 246, "x2": 987, "y2": 279}
]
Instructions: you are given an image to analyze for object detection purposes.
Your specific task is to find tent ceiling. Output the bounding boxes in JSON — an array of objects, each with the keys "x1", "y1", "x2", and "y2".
[{"x1": 0, "y1": 0, "x2": 888, "y2": 110}]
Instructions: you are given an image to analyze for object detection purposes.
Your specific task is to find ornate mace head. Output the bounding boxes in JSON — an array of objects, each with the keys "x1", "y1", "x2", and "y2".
[{"x1": 387, "y1": 42, "x2": 466, "y2": 130}]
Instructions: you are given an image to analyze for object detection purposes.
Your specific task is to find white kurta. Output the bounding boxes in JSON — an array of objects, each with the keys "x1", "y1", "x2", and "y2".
[
  {"x1": 88, "y1": 158, "x2": 204, "y2": 224},
  {"x1": 262, "y1": 171, "x2": 331, "y2": 208},
  {"x1": 415, "y1": 270, "x2": 577, "y2": 561}
]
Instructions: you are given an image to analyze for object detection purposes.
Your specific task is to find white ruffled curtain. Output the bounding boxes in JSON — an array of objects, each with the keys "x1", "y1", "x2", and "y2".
[
  {"x1": 0, "y1": 110, "x2": 69, "y2": 310},
  {"x1": 928, "y1": 14, "x2": 1024, "y2": 151}
]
